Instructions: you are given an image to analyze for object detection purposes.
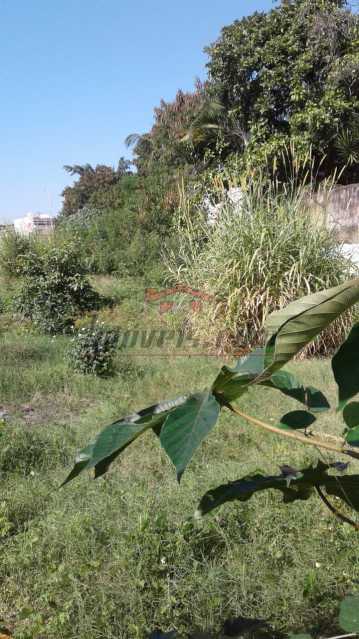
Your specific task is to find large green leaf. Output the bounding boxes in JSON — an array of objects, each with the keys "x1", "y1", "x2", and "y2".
[
  {"x1": 262, "y1": 371, "x2": 330, "y2": 413},
  {"x1": 343, "y1": 402, "x2": 359, "y2": 429},
  {"x1": 212, "y1": 348, "x2": 264, "y2": 403},
  {"x1": 63, "y1": 396, "x2": 188, "y2": 484},
  {"x1": 160, "y1": 391, "x2": 221, "y2": 481},
  {"x1": 342, "y1": 402, "x2": 359, "y2": 448},
  {"x1": 346, "y1": 427, "x2": 359, "y2": 448},
  {"x1": 264, "y1": 278, "x2": 359, "y2": 372},
  {"x1": 197, "y1": 461, "x2": 359, "y2": 516},
  {"x1": 332, "y1": 323, "x2": 359, "y2": 410},
  {"x1": 212, "y1": 351, "x2": 329, "y2": 411},
  {"x1": 277, "y1": 410, "x2": 316, "y2": 431},
  {"x1": 62, "y1": 441, "x2": 96, "y2": 485},
  {"x1": 339, "y1": 594, "x2": 359, "y2": 632}
]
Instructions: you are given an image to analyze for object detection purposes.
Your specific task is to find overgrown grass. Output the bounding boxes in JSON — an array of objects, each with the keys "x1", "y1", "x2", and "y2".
[
  {"x1": 0, "y1": 277, "x2": 358, "y2": 638},
  {"x1": 166, "y1": 177, "x2": 356, "y2": 354}
]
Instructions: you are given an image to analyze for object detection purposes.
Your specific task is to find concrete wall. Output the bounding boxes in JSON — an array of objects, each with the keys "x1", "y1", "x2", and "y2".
[{"x1": 310, "y1": 183, "x2": 359, "y2": 242}]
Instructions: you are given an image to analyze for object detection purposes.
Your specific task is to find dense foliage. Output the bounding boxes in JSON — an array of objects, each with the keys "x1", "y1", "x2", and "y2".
[
  {"x1": 166, "y1": 176, "x2": 355, "y2": 351},
  {"x1": 55, "y1": 1, "x2": 359, "y2": 283},
  {"x1": 0, "y1": 230, "x2": 43, "y2": 278},
  {"x1": 60, "y1": 160, "x2": 132, "y2": 218},
  {"x1": 205, "y1": 0, "x2": 359, "y2": 180},
  {"x1": 58, "y1": 162, "x2": 180, "y2": 278},
  {"x1": 14, "y1": 245, "x2": 101, "y2": 333},
  {"x1": 125, "y1": 1, "x2": 359, "y2": 182},
  {"x1": 126, "y1": 83, "x2": 207, "y2": 175},
  {"x1": 68, "y1": 323, "x2": 119, "y2": 376},
  {"x1": 151, "y1": 593, "x2": 359, "y2": 637}
]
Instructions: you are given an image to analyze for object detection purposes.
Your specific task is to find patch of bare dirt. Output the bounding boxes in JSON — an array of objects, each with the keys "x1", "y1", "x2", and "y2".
[{"x1": 0, "y1": 395, "x2": 92, "y2": 427}]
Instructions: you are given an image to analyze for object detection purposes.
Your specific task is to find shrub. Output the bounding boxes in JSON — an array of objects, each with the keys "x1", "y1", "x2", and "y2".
[
  {"x1": 14, "y1": 244, "x2": 102, "y2": 334},
  {"x1": 0, "y1": 230, "x2": 43, "y2": 278},
  {"x1": 57, "y1": 206, "x2": 166, "y2": 276},
  {"x1": 68, "y1": 323, "x2": 119, "y2": 375},
  {"x1": 166, "y1": 177, "x2": 356, "y2": 353}
]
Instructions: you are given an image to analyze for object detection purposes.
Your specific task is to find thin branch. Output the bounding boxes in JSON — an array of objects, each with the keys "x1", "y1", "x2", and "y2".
[
  {"x1": 227, "y1": 404, "x2": 359, "y2": 461},
  {"x1": 315, "y1": 486, "x2": 359, "y2": 530}
]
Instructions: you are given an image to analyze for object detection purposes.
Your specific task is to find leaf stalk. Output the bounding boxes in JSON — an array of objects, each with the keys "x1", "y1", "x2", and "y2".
[{"x1": 226, "y1": 404, "x2": 359, "y2": 461}]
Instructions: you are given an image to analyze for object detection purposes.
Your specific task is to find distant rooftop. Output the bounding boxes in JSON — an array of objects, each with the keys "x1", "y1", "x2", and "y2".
[{"x1": 13, "y1": 212, "x2": 54, "y2": 235}]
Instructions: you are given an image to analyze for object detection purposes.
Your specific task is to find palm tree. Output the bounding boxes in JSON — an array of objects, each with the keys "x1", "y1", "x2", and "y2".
[
  {"x1": 63, "y1": 164, "x2": 95, "y2": 177},
  {"x1": 336, "y1": 115, "x2": 359, "y2": 167},
  {"x1": 181, "y1": 98, "x2": 250, "y2": 153}
]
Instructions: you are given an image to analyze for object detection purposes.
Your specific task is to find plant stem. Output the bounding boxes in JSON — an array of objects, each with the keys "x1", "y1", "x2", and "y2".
[
  {"x1": 227, "y1": 404, "x2": 359, "y2": 461},
  {"x1": 227, "y1": 403, "x2": 359, "y2": 529},
  {"x1": 315, "y1": 486, "x2": 359, "y2": 530}
]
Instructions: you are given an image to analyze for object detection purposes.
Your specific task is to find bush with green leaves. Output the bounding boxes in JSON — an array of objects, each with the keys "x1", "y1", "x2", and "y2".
[
  {"x1": 14, "y1": 245, "x2": 101, "y2": 334},
  {"x1": 57, "y1": 203, "x2": 167, "y2": 277},
  {"x1": 0, "y1": 229, "x2": 44, "y2": 278},
  {"x1": 68, "y1": 323, "x2": 119, "y2": 376},
  {"x1": 56, "y1": 161, "x2": 180, "y2": 277},
  {"x1": 65, "y1": 276, "x2": 359, "y2": 532}
]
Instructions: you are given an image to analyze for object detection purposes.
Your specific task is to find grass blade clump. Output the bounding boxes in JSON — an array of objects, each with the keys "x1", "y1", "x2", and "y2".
[{"x1": 167, "y1": 177, "x2": 356, "y2": 353}]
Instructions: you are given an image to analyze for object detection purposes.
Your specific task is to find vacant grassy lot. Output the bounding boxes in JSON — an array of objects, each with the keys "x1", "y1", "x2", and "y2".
[{"x1": 0, "y1": 277, "x2": 358, "y2": 639}]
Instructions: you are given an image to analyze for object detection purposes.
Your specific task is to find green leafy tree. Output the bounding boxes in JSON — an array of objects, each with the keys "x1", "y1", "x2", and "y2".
[
  {"x1": 181, "y1": 96, "x2": 250, "y2": 159},
  {"x1": 205, "y1": 0, "x2": 359, "y2": 180},
  {"x1": 126, "y1": 82, "x2": 207, "y2": 175},
  {"x1": 14, "y1": 244, "x2": 102, "y2": 333},
  {"x1": 60, "y1": 160, "x2": 132, "y2": 217}
]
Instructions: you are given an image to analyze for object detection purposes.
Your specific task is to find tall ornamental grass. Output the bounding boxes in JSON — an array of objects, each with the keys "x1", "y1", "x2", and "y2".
[{"x1": 166, "y1": 178, "x2": 356, "y2": 354}]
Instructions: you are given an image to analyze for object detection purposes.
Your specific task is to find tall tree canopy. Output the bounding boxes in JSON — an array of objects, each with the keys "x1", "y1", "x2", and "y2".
[
  {"x1": 60, "y1": 160, "x2": 132, "y2": 217},
  {"x1": 205, "y1": 0, "x2": 359, "y2": 180},
  {"x1": 126, "y1": 82, "x2": 207, "y2": 175}
]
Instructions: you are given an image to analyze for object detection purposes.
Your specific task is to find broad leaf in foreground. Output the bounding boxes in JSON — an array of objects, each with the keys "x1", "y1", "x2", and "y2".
[
  {"x1": 212, "y1": 351, "x2": 329, "y2": 412},
  {"x1": 332, "y1": 323, "x2": 359, "y2": 410},
  {"x1": 160, "y1": 391, "x2": 221, "y2": 481},
  {"x1": 339, "y1": 594, "x2": 359, "y2": 632},
  {"x1": 262, "y1": 371, "x2": 330, "y2": 412},
  {"x1": 63, "y1": 396, "x2": 188, "y2": 484},
  {"x1": 343, "y1": 402, "x2": 359, "y2": 429},
  {"x1": 62, "y1": 441, "x2": 96, "y2": 485},
  {"x1": 342, "y1": 402, "x2": 359, "y2": 448},
  {"x1": 346, "y1": 427, "x2": 359, "y2": 448},
  {"x1": 264, "y1": 277, "x2": 359, "y2": 372},
  {"x1": 196, "y1": 461, "x2": 359, "y2": 516},
  {"x1": 277, "y1": 410, "x2": 316, "y2": 431},
  {"x1": 212, "y1": 348, "x2": 264, "y2": 403}
]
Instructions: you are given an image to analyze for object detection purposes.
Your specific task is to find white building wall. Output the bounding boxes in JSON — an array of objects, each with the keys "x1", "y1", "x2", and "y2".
[{"x1": 13, "y1": 213, "x2": 54, "y2": 235}]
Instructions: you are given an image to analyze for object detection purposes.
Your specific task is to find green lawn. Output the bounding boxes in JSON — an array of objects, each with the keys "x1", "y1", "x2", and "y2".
[{"x1": 0, "y1": 277, "x2": 358, "y2": 639}]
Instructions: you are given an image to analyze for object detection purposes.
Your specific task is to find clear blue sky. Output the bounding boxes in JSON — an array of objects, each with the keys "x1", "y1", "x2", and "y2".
[{"x1": 0, "y1": 0, "x2": 273, "y2": 221}]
